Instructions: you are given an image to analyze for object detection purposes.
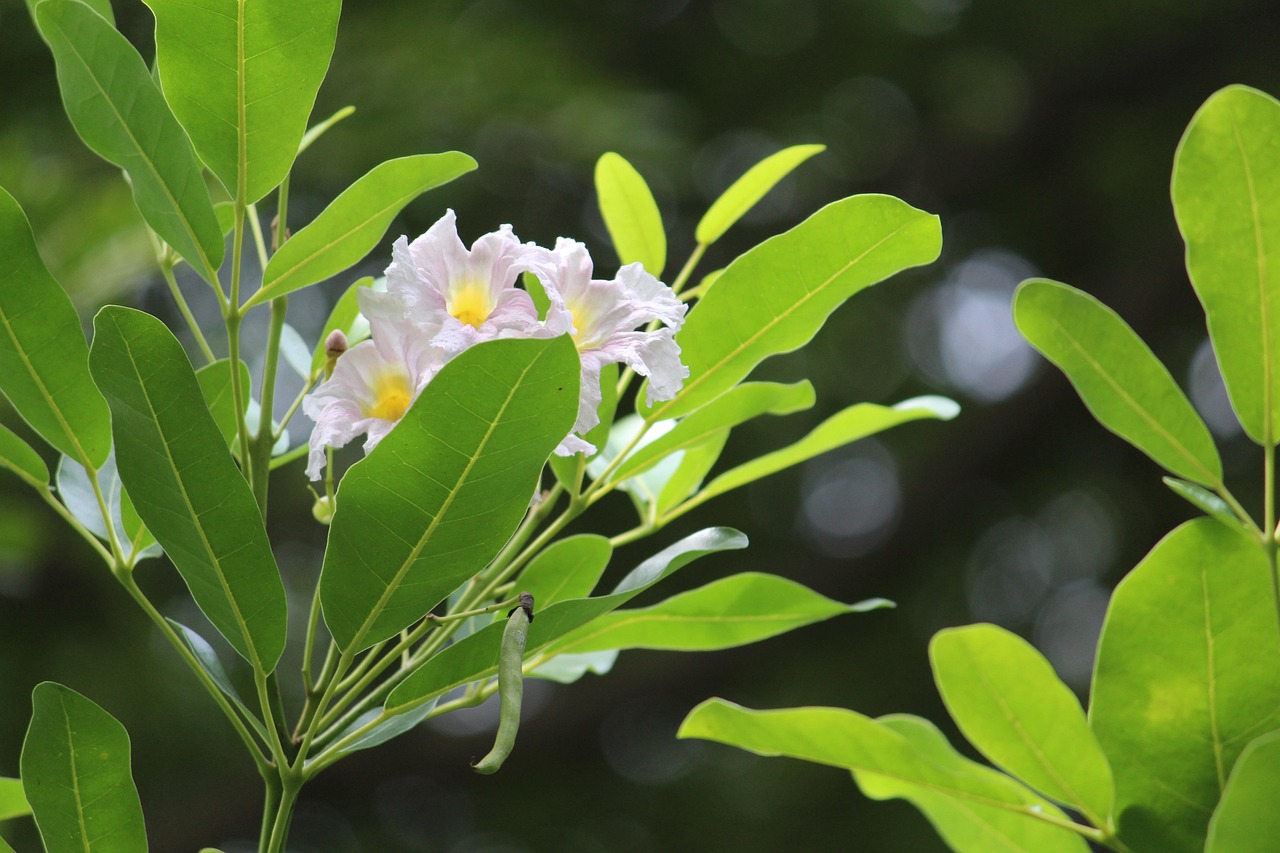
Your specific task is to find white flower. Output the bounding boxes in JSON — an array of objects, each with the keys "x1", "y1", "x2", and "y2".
[
  {"x1": 302, "y1": 288, "x2": 444, "y2": 480},
  {"x1": 535, "y1": 238, "x2": 688, "y2": 453},
  {"x1": 385, "y1": 209, "x2": 548, "y2": 355}
]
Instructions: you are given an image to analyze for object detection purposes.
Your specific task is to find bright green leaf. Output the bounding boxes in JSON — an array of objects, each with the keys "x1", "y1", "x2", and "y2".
[
  {"x1": 1172, "y1": 85, "x2": 1280, "y2": 445},
  {"x1": 1162, "y1": 477, "x2": 1250, "y2": 532},
  {"x1": 21, "y1": 682, "x2": 147, "y2": 853},
  {"x1": 857, "y1": 715, "x2": 1090, "y2": 853},
  {"x1": 1205, "y1": 730, "x2": 1280, "y2": 853},
  {"x1": 0, "y1": 424, "x2": 49, "y2": 489},
  {"x1": 1014, "y1": 279, "x2": 1222, "y2": 485},
  {"x1": 319, "y1": 336, "x2": 580, "y2": 653},
  {"x1": 696, "y1": 144, "x2": 825, "y2": 245},
  {"x1": 668, "y1": 397, "x2": 958, "y2": 519},
  {"x1": 89, "y1": 307, "x2": 287, "y2": 671},
  {"x1": 679, "y1": 699, "x2": 1086, "y2": 850},
  {"x1": 34, "y1": 0, "x2": 223, "y2": 281},
  {"x1": 0, "y1": 187, "x2": 111, "y2": 468},
  {"x1": 656, "y1": 429, "x2": 729, "y2": 516},
  {"x1": 1091, "y1": 519, "x2": 1280, "y2": 853},
  {"x1": 595, "y1": 152, "x2": 666, "y2": 276},
  {"x1": 516, "y1": 534, "x2": 613, "y2": 609},
  {"x1": 250, "y1": 153, "x2": 477, "y2": 308},
  {"x1": 299, "y1": 105, "x2": 356, "y2": 156},
  {"x1": 310, "y1": 277, "x2": 375, "y2": 377},
  {"x1": 651, "y1": 194, "x2": 940, "y2": 420},
  {"x1": 0, "y1": 777, "x2": 28, "y2": 820},
  {"x1": 612, "y1": 380, "x2": 814, "y2": 483},
  {"x1": 195, "y1": 359, "x2": 251, "y2": 450},
  {"x1": 146, "y1": 0, "x2": 341, "y2": 204},
  {"x1": 386, "y1": 527, "x2": 748, "y2": 714},
  {"x1": 548, "y1": 572, "x2": 889, "y2": 655},
  {"x1": 930, "y1": 624, "x2": 1114, "y2": 826}
]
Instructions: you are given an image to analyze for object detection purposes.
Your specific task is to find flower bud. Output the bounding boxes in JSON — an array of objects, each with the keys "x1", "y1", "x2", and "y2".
[
  {"x1": 323, "y1": 330, "x2": 349, "y2": 378},
  {"x1": 311, "y1": 494, "x2": 335, "y2": 525}
]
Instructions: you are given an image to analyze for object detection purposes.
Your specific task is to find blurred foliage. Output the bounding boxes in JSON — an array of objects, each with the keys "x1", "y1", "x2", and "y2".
[{"x1": 1, "y1": 0, "x2": 1278, "y2": 850}]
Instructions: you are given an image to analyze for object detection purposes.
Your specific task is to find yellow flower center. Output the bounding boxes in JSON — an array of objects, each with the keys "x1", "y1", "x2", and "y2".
[
  {"x1": 362, "y1": 370, "x2": 413, "y2": 421},
  {"x1": 448, "y1": 281, "x2": 492, "y2": 329}
]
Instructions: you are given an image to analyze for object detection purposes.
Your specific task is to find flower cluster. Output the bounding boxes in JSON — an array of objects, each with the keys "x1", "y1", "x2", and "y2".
[{"x1": 302, "y1": 210, "x2": 689, "y2": 480}]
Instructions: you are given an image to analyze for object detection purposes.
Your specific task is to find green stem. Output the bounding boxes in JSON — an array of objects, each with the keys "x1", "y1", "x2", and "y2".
[
  {"x1": 36, "y1": 486, "x2": 112, "y2": 565},
  {"x1": 160, "y1": 262, "x2": 217, "y2": 365},
  {"x1": 247, "y1": 203, "x2": 270, "y2": 271},
  {"x1": 226, "y1": 202, "x2": 253, "y2": 481},
  {"x1": 87, "y1": 467, "x2": 126, "y2": 567},
  {"x1": 275, "y1": 371, "x2": 319, "y2": 441},
  {"x1": 251, "y1": 296, "x2": 289, "y2": 513},
  {"x1": 609, "y1": 522, "x2": 654, "y2": 548},
  {"x1": 275, "y1": 175, "x2": 291, "y2": 251},
  {"x1": 669, "y1": 242, "x2": 707, "y2": 296},
  {"x1": 269, "y1": 442, "x2": 309, "y2": 471},
  {"x1": 257, "y1": 774, "x2": 281, "y2": 853},
  {"x1": 263, "y1": 777, "x2": 300, "y2": 853}
]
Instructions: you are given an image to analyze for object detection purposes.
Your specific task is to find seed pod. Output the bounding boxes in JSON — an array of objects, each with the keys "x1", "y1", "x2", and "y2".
[{"x1": 472, "y1": 592, "x2": 535, "y2": 774}]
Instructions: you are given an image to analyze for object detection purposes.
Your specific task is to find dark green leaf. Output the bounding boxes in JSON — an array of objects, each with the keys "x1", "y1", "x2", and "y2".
[
  {"x1": 21, "y1": 682, "x2": 147, "y2": 853},
  {"x1": 319, "y1": 336, "x2": 580, "y2": 652},
  {"x1": 89, "y1": 307, "x2": 287, "y2": 671},
  {"x1": 1162, "y1": 477, "x2": 1250, "y2": 532}
]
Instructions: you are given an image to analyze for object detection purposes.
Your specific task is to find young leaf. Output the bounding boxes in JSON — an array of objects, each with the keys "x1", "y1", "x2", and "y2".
[
  {"x1": 1172, "y1": 85, "x2": 1280, "y2": 445},
  {"x1": 1090, "y1": 519, "x2": 1280, "y2": 853},
  {"x1": 669, "y1": 397, "x2": 958, "y2": 518},
  {"x1": 145, "y1": 0, "x2": 341, "y2": 204},
  {"x1": 610, "y1": 380, "x2": 815, "y2": 483},
  {"x1": 167, "y1": 620, "x2": 269, "y2": 743},
  {"x1": 679, "y1": 699, "x2": 1086, "y2": 852},
  {"x1": 1205, "y1": 731, "x2": 1280, "y2": 853},
  {"x1": 0, "y1": 777, "x2": 28, "y2": 820},
  {"x1": 34, "y1": 0, "x2": 223, "y2": 281},
  {"x1": 89, "y1": 307, "x2": 288, "y2": 672},
  {"x1": 0, "y1": 187, "x2": 111, "y2": 468},
  {"x1": 516, "y1": 534, "x2": 613, "y2": 608},
  {"x1": 857, "y1": 715, "x2": 1090, "y2": 853},
  {"x1": 595, "y1": 152, "x2": 666, "y2": 277},
  {"x1": 250, "y1": 153, "x2": 477, "y2": 307},
  {"x1": 310, "y1": 277, "x2": 375, "y2": 376},
  {"x1": 385, "y1": 528, "x2": 748, "y2": 714},
  {"x1": 547, "y1": 572, "x2": 890, "y2": 655},
  {"x1": 930, "y1": 624, "x2": 1114, "y2": 826},
  {"x1": 1162, "y1": 477, "x2": 1250, "y2": 532},
  {"x1": 1014, "y1": 279, "x2": 1222, "y2": 486},
  {"x1": 20, "y1": 682, "x2": 148, "y2": 853},
  {"x1": 695, "y1": 144, "x2": 826, "y2": 246},
  {"x1": 0, "y1": 424, "x2": 49, "y2": 490},
  {"x1": 651, "y1": 194, "x2": 941, "y2": 420},
  {"x1": 299, "y1": 105, "x2": 356, "y2": 156},
  {"x1": 319, "y1": 336, "x2": 580, "y2": 653}
]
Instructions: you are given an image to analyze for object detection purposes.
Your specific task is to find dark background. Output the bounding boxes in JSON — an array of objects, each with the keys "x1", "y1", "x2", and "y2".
[{"x1": 1, "y1": 0, "x2": 1278, "y2": 850}]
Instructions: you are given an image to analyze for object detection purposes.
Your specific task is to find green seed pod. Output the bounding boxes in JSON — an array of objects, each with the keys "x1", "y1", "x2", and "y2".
[{"x1": 471, "y1": 592, "x2": 535, "y2": 775}]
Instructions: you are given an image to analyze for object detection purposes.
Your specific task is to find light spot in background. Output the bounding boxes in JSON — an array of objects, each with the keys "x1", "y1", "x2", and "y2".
[
  {"x1": 935, "y1": 48, "x2": 1031, "y2": 139},
  {"x1": 374, "y1": 775, "x2": 474, "y2": 849},
  {"x1": 1188, "y1": 337, "x2": 1243, "y2": 438},
  {"x1": 821, "y1": 77, "x2": 916, "y2": 183},
  {"x1": 965, "y1": 516, "x2": 1054, "y2": 625},
  {"x1": 894, "y1": 0, "x2": 971, "y2": 36},
  {"x1": 599, "y1": 697, "x2": 703, "y2": 786},
  {"x1": 1037, "y1": 490, "x2": 1117, "y2": 585},
  {"x1": 1034, "y1": 580, "x2": 1110, "y2": 690},
  {"x1": 796, "y1": 441, "x2": 901, "y2": 559},
  {"x1": 906, "y1": 248, "x2": 1039, "y2": 403},
  {"x1": 713, "y1": 0, "x2": 817, "y2": 56}
]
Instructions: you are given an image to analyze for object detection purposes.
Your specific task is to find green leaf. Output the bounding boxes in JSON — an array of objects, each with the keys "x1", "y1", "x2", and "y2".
[
  {"x1": 385, "y1": 527, "x2": 748, "y2": 714},
  {"x1": 679, "y1": 699, "x2": 1087, "y2": 851},
  {"x1": 310, "y1": 277, "x2": 375, "y2": 377},
  {"x1": 529, "y1": 650, "x2": 619, "y2": 684},
  {"x1": 1172, "y1": 85, "x2": 1280, "y2": 445},
  {"x1": 857, "y1": 715, "x2": 1090, "y2": 853},
  {"x1": 930, "y1": 624, "x2": 1114, "y2": 825},
  {"x1": 651, "y1": 194, "x2": 941, "y2": 420},
  {"x1": 146, "y1": 0, "x2": 341, "y2": 204},
  {"x1": 299, "y1": 105, "x2": 356, "y2": 156},
  {"x1": 20, "y1": 682, "x2": 147, "y2": 853},
  {"x1": 1162, "y1": 477, "x2": 1250, "y2": 532},
  {"x1": 549, "y1": 362, "x2": 619, "y2": 486},
  {"x1": 547, "y1": 572, "x2": 890, "y2": 655},
  {"x1": 516, "y1": 534, "x2": 613, "y2": 609},
  {"x1": 250, "y1": 153, "x2": 477, "y2": 308},
  {"x1": 195, "y1": 359, "x2": 251, "y2": 450},
  {"x1": 655, "y1": 429, "x2": 729, "y2": 516},
  {"x1": 34, "y1": 0, "x2": 223, "y2": 281},
  {"x1": 595, "y1": 152, "x2": 666, "y2": 277},
  {"x1": 611, "y1": 380, "x2": 814, "y2": 483},
  {"x1": 55, "y1": 452, "x2": 160, "y2": 564},
  {"x1": 320, "y1": 336, "x2": 580, "y2": 652},
  {"x1": 89, "y1": 307, "x2": 287, "y2": 671},
  {"x1": 0, "y1": 424, "x2": 49, "y2": 489},
  {"x1": 1090, "y1": 519, "x2": 1280, "y2": 853},
  {"x1": 167, "y1": 620, "x2": 268, "y2": 743},
  {"x1": 1205, "y1": 730, "x2": 1280, "y2": 853},
  {"x1": 0, "y1": 777, "x2": 29, "y2": 820},
  {"x1": 695, "y1": 144, "x2": 826, "y2": 246},
  {"x1": 1014, "y1": 279, "x2": 1222, "y2": 485},
  {"x1": 669, "y1": 397, "x2": 958, "y2": 518},
  {"x1": 322, "y1": 701, "x2": 438, "y2": 763},
  {"x1": 23, "y1": 0, "x2": 115, "y2": 27},
  {"x1": 0, "y1": 187, "x2": 111, "y2": 468}
]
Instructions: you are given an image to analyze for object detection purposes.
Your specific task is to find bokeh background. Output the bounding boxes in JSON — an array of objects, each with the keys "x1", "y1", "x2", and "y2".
[{"x1": 2, "y1": 0, "x2": 1278, "y2": 850}]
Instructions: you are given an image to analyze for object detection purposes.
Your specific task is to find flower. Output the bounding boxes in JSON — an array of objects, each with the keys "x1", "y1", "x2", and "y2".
[
  {"x1": 302, "y1": 288, "x2": 444, "y2": 480},
  {"x1": 384, "y1": 209, "x2": 548, "y2": 354},
  {"x1": 534, "y1": 238, "x2": 688, "y2": 453}
]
